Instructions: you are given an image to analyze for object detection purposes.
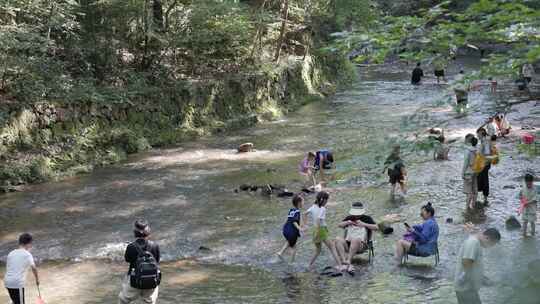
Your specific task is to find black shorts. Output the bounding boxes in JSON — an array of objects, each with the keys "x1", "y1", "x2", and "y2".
[
  {"x1": 435, "y1": 70, "x2": 445, "y2": 77},
  {"x1": 284, "y1": 232, "x2": 299, "y2": 247},
  {"x1": 346, "y1": 240, "x2": 368, "y2": 254},
  {"x1": 408, "y1": 243, "x2": 421, "y2": 256},
  {"x1": 7, "y1": 288, "x2": 25, "y2": 304},
  {"x1": 525, "y1": 77, "x2": 532, "y2": 84},
  {"x1": 389, "y1": 173, "x2": 404, "y2": 185},
  {"x1": 456, "y1": 98, "x2": 468, "y2": 105}
]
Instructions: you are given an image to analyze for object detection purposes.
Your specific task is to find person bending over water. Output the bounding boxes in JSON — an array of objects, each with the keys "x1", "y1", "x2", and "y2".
[
  {"x1": 454, "y1": 228, "x2": 501, "y2": 304},
  {"x1": 314, "y1": 149, "x2": 334, "y2": 183},
  {"x1": 494, "y1": 114, "x2": 511, "y2": 137},
  {"x1": 395, "y1": 203, "x2": 439, "y2": 263},
  {"x1": 277, "y1": 195, "x2": 306, "y2": 262},
  {"x1": 305, "y1": 191, "x2": 342, "y2": 271}
]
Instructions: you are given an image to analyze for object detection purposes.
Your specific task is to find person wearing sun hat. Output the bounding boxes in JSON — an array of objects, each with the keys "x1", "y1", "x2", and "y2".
[{"x1": 334, "y1": 202, "x2": 378, "y2": 274}]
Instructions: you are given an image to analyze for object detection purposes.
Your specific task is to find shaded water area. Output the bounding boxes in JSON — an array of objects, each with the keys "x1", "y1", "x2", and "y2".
[{"x1": 1, "y1": 61, "x2": 540, "y2": 303}]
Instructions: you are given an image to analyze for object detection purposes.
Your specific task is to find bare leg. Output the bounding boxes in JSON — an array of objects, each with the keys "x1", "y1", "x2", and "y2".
[
  {"x1": 334, "y1": 237, "x2": 347, "y2": 265},
  {"x1": 399, "y1": 181, "x2": 407, "y2": 195},
  {"x1": 323, "y1": 239, "x2": 343, "y2": 270},
  {"x1": 395, "y1": 240, "x2": 412, "y2": 263},
  {"x1": 278, "y1": 242, "x2": 289, "y2": 258},
  {"x1": 290, "y1": 246, "x2": 297, "y2": 263},
  {"x1": 467, "y1": 193, "x2": 474, "y2": 210},
  {"x1": 347, "y1": 239, "x2": 362, "y2": 265},
  {"x1": 309, "y1": 243, "x2": 322, "y2": 270}
]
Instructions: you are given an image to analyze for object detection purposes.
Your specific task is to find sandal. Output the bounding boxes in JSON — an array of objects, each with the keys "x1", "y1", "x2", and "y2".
[{"x1": 347, "y1": 264, "x2": 356, "y2": 276}]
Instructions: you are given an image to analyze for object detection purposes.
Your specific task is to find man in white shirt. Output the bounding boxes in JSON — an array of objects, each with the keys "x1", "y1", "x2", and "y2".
[{"x1": 4, "y1": 233, "x2": 40, "y2": 304}]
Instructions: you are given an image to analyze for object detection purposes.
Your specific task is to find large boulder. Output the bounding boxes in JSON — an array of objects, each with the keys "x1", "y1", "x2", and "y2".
[{"x1": 237, "y1": 143, "x2": 254, "y2": 153}]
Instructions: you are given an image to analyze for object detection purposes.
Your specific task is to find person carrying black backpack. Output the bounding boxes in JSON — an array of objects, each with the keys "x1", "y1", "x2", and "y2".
[{"x1": 118, "y1": 219, "x2": 161, "y2": 304}]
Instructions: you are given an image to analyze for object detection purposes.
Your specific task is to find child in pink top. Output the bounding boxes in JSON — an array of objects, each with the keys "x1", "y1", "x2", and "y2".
[{"x1": 299, "y1": 152, "x2": 316, "y2": 188}]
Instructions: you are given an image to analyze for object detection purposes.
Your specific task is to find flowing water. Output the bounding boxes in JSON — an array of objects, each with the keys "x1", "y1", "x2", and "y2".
[{"x1": 1, "y1": 61, "x2": 540, "y2": 303}]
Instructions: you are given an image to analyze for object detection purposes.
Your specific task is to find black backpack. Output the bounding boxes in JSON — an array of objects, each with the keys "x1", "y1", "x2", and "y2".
[{"x1": 130, "y1": 241, "x2": 161, "y2": 289}]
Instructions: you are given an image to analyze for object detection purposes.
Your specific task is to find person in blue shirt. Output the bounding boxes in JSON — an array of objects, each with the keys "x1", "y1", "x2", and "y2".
[
  {"x1": 277, "y1": 195, "x2": 305, "y2": 263},
  {"x1": 395, "y1": 202, "x2": 439, "y2": 262}
]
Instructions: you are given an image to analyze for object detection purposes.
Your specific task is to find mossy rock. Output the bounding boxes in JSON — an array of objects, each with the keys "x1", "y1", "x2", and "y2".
[{"x1": 105, "y1": 128, "x2": 150, "y2": 154}]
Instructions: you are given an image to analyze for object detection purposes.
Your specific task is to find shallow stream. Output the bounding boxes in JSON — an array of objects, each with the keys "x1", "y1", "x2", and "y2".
[{"x1": 1, "y1": 60, "x2": 540, "y2": 303}]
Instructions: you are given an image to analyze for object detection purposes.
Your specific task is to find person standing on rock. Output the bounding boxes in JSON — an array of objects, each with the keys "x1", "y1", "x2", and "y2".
[
  {"x1": 462, "y1": 135, "x2": 478, "y2": 210},
  {"x1": 119, "y1": 219, "x2": 161, "y2": 304},
  {"x1": 518, "y1": 173, "x2": 538, "y2": 237},
  {"x1": 454, "y1": 228, "x2": 501, "y2": 304},
  {"x1": 4, "y1": 233, "x2": 40, "y2": 304},
  {"x1": 411, "y1": 62, "x2": 424, "y2": 85}
]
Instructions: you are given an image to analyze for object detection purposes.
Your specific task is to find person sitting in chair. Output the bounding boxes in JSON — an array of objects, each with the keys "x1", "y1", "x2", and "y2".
[
  {"x1": 395, "y1": 202, "x2": 439, "y2": 263},
  {"x1": 334, "y1": 202, "x2": 377, "y2": 274}
]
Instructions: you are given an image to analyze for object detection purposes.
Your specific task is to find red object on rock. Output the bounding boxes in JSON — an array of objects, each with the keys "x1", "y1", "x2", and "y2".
[{"x1": 523, "y1": 133, "x2": 535, "y2": 145}]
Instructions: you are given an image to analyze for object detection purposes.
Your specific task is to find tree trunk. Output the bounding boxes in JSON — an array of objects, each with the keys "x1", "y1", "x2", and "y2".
[
  {"x1": 274, "y1": 0, "x2": 289, "y2": 62},
  {"x1": 250, "y1": 0, "x2": 267, "y2": 60},
  {"x1": 153, "y1": 0, "x2": 164, "y2": 32}
]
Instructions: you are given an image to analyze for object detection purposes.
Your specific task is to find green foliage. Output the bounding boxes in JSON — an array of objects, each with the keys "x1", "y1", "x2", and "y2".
[
  {"x1": 178, "y1": 0, "x2": 255, "y2": 74},
  {"x1": 340, "y1": 0, "x2": 539, "y2": 77}
]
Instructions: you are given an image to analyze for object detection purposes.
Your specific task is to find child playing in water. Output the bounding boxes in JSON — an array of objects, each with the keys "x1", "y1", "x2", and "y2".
[
  {"x1": 494, "y1": 114, "x2": 511, "y2": 137},
  {"x1": 384, "y1": 145, "x2": 407, "y2": 197},
  {"x1": 305, "y1": 191, "x2": 342, "y2": 271},
  {"x1": 519, "y1": 174, "x2": 538, "y2": 237},
  {"x1": 433, "y1": 135, "x2": 450, "y2": 161},
  {"x1": 277, "y1": 195, "x2": 305, "y2": 262},
  {"x1": 299, "y1": 152, "x2": 316, "y2": 188}
]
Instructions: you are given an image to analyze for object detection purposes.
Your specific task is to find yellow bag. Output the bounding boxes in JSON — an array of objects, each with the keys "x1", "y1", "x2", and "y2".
[
  {"x1": 472, "y1": 152, "x2": 485, "y2": 173},
  {"x1": 491, "y1": 146, "x2": 500, "y2": 165}
]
